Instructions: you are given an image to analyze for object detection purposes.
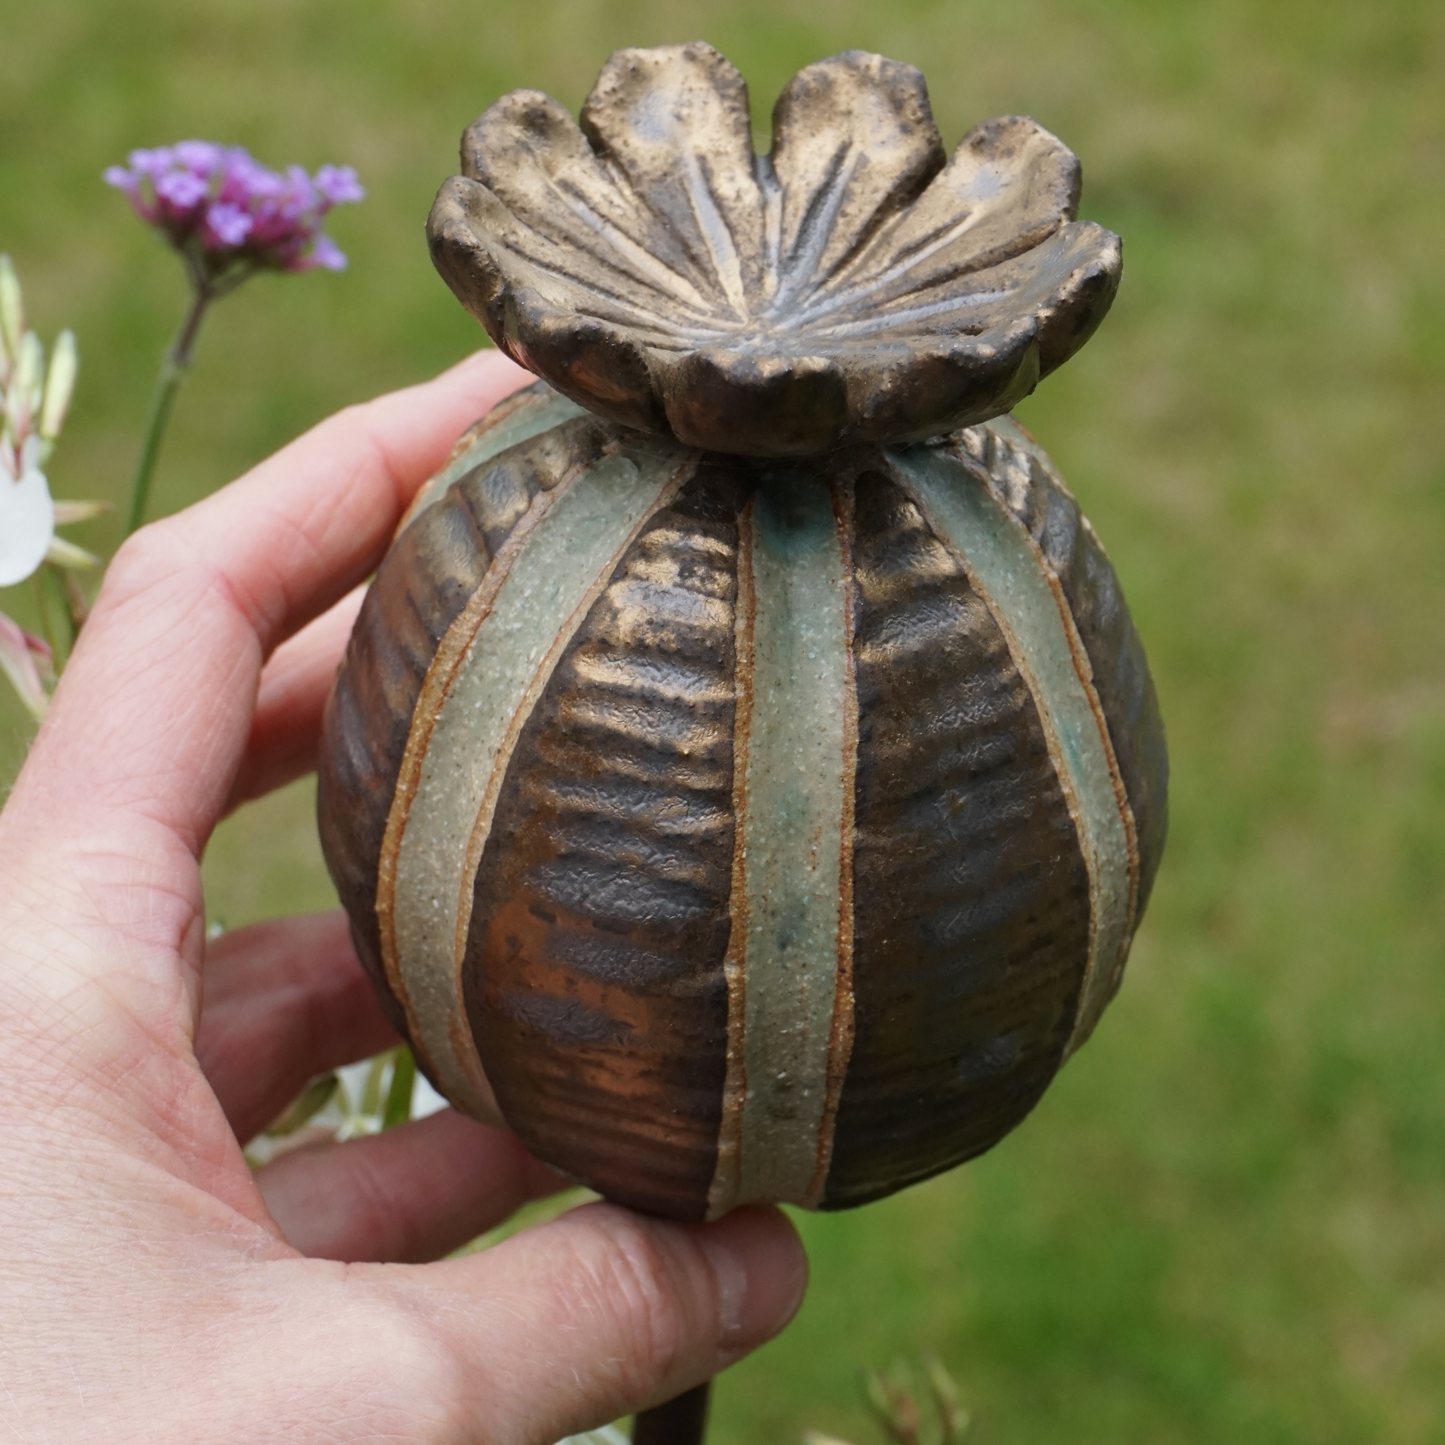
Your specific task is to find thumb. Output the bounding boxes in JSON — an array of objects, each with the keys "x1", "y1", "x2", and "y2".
[{"x1": 373, "y1": 1202, "x2": 807, "y2": 1445}]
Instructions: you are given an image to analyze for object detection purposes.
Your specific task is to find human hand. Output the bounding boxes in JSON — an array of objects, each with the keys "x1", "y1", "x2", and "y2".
[{"x1": 0, "y1": 351, "x2": 807, "y2": 1443}]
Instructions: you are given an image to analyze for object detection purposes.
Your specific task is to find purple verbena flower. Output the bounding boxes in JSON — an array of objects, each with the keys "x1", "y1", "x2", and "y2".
[
  {"x1": 130, "y1": 148, "x2": 177, "y2": 178},
  {"x1": 306, "y1": 235, "x2": 348, "y2": 273},
  {"x1": 155, "y1": 168, "x2": 210, "y2": 212},
  {"x1": 315, "y1": 165, "x2": 365, "y2": 206},
  {"x1": 204, "y1": 203, "x2": 253, "y2": 249},
  {"x1": 173, "y1": 140, "x2": 223, "y2": 172},
  {"x1": 104, "y1": 141, "x2": 364, "y2": 290}
]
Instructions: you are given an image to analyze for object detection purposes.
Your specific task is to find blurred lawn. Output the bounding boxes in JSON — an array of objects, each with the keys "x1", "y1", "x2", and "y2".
[{"x1": 3, "y1": 0, "x2": 1444, "y2": 1440}]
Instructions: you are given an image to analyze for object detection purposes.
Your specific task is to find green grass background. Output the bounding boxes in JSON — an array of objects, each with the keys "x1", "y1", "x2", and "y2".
[{"x1": 3, "y1": 0, "x2": 1444, "y2": 1439}]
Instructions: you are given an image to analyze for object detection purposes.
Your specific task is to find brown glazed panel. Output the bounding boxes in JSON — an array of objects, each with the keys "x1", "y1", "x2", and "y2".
[
  {"x1": 954, "y1": 425, "x2": 1169, "y2": 917},
  {"x1": 461, "y1": 465, "x2": 751, "y2": 1219},
  {"x1": 822, "y1": 466, "x2": 1091, "y2": 1210},
  {"x1": 316, "y1": 409, "x2": 621, "y2": 1044}
]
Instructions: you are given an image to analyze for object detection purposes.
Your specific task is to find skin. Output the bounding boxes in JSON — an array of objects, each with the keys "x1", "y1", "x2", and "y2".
[{"x1": 0, "y1": 350, "x2": 808, "y2": 1444}]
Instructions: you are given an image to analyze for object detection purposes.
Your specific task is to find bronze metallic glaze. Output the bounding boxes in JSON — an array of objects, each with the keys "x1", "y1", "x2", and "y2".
[
  {"x1": 320, "y1": 413, "x2": 1165, "y2": 1217},
  {"x1": 395, "y1": 381, "x2": 581, "y2": 535},
  {"x1": 376, "y1": 456, "x2": 579, "y2": 1095},
  {"x1": 958, "y1": 421, "x2": 1168, "y2": 923},
  {"x1": 427, "y1": 45, "x2": 1121, "y2": 455},
  {"x1": 821, "y1": 464, "x2": 1091, "y2": 1209},
  {"x1": 887, "y1": 444, "x2": 1135, "y2": 1062},
  {"x1": 462, "y1": 472, "x2": 748, "y2": 1218},
  {"x1": 959, "y1": 441, "x2": 1142, "y2": 1050},
  {"x1": 318, "y1": 42, "x2": 1168, "y2": 1220},
  {"x1": 319, "y1": 411, "x2": 620, "y2": 1068}
]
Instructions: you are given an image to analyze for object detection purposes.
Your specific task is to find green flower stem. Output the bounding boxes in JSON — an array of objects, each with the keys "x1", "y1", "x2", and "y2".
[
  {"x1": 123, "y1": 283, "x2": 212, "y2": 537},
  {"x1": 33, "y1": 563, "x2": 76, "y2": 668},
  {"x1": 382, "y1": 1045, "x2": 416, "y2": 1131}
]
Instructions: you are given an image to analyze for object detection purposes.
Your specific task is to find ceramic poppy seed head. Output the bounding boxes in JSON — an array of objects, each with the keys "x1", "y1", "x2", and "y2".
[
  {"x1": 427, "y1": 43, "x2": 1122, "y2": 456},
  {"x1": 320, "y1": 43, "x2": 1163, "y2": 1221}
]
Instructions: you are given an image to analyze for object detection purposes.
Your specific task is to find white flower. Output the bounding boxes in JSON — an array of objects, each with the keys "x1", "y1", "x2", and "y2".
[{"x1": 0, "y1": 435, "x2": 56, "y2": 587}]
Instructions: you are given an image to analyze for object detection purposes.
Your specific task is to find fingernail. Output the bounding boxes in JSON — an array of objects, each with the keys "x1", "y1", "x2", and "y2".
[{"x1": 696, "y1": 1206, "x2": 808, "y2": 1360}]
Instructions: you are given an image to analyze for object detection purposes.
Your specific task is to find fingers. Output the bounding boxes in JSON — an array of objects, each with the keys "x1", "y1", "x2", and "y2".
[
  {"x1": 370, "y1": 1202, "x2": 807, "y2": 1444},
  {"x1": 196, "y1": 911, "x2": 397, "y2": 1143},
  {"x1": 133, "y1": 347, "x2": 531, "y2": 654},
  {"x1": 226, "y1": 585, "x2": 365, "y2": 811},
  {"x1": 11, "y1": 350, "x2": 531, "y2": 856},
  {"x1": 257, "y1": 1110, "x2": 563, "y2": 1263},
  {"x1": 154, "y1": 346, "x2": 532, "y2": 656}
]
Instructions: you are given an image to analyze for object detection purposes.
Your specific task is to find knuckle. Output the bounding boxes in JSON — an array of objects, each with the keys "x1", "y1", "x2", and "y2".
[
  {"x1": 98, "y1": 520, "x2": 220, "y2": 627},
  {"x1": 97, "y1": 519, "x2": 269, "y2": 650},
  {"x1": 572, "y1": 1209, "x2": 699, "y2": 1391},
  {"x1": 101, "y1": 522, "x2": 187, "y2": 600}
]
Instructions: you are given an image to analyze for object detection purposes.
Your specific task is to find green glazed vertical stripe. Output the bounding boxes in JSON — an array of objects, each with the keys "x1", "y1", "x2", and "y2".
[
  {"x1": 405, "y1": 387, "x2": 589, "y2": 523},
  {"x1": 730, "y1": 472, "x2": 853, "y2": 1208},
  {"x1": 390, "y1": 439, "x2": 692, "y2": 1116},
  {"x1": 886, "y1": 443, "x2": 1132, "y2": 1056}
]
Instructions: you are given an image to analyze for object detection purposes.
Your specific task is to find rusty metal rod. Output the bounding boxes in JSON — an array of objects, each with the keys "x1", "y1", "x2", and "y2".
[{"x1": 631, "y1": 1381, "x2": 712, "y2": 1445}]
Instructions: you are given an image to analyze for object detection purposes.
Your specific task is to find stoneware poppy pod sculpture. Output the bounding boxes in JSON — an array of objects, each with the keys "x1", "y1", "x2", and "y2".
[{"x1": 318, "y1": 42, "x2": 1168, "y2": 1224}]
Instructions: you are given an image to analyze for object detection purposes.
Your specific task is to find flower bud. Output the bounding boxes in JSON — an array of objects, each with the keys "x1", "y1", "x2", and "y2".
[
  {"x1": 8, "y1": 331, "x2": 42, "y2": 439},
  {"x1": 39, "y1": 330, "x2": 77, "y2": 441},
  {"x1": 0, "y1": 255, "x2": 22, "y2": 375}
]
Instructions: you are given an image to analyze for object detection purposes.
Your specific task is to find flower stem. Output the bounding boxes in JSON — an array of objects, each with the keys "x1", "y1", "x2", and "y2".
[
  {"x1": 33, "y1": 563, "x2": 76, "y2": 668},
  {"x1": 382, "y1": 1045, "x2": 416, "y2": 1130},
  {"x1": 123, "y1": 284, "x2": 212, "y2": 537}
]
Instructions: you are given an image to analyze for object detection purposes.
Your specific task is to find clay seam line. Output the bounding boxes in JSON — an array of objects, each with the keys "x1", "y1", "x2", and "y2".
[
  {"x1": 959, "y1": 423, "x2": 1141, "y2": 1046},
  {"x1": 805, "y1": 474, "x2": 859, "y2": 1209},
  {"x1": 395, "y1": 386, "x2": 589, "y2": 535},
  {"x1": 706, "y1": 496, "x2": 755, "y2": 1222},
  {"x1": 1029, "y1": 543, "x2": 1139, "y2": 1038},
  {"x1": 447, "y1": 446, "x2": 702, "y2": 1013}
]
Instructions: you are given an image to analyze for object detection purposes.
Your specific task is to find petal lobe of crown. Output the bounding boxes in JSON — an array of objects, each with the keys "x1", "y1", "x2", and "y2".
[
  {"x1": 428, "y1": 177, "x2": 509, "y2": 339},
  {"x1": 659, "y1": 350, "x2": 849, "y2": 456},
  {"x1": 1031, "y1": 222, "x2": 1123, "y2": 375},
  {"x1": 848, "y1": 324, "x2": 1042, "y2": 443},
  {"x1": 509, "y1": 295, "x2": 669, "y2": 434}
]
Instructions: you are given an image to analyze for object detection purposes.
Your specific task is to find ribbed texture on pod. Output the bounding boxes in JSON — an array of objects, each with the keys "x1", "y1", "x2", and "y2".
[
  {"x1": 824, "y1": 466, "x2": 1090, "y2": 1208},
  {"x1": 318, "y1": 383, "x2": 1167, "y2": 1220},
  {"x1": 463, "y1": 467, "x2": 749, "y2": 1218},
  {"x1": 318, "y1": 387, "x2": 617, "y2": 1040}
]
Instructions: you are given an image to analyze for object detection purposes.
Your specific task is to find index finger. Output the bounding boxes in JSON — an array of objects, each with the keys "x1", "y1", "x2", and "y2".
[
  {"x1": 11, "y1": 349, "x2": 530, "y2": 855},
  {"x1": 140, "y1": 347, "x2": 533, "y2": 657}
]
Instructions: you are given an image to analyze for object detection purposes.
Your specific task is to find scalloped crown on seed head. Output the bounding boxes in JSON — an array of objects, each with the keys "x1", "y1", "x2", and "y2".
[{"x1": 429, "y1": 43, "x2": 1121, "y2": 456}]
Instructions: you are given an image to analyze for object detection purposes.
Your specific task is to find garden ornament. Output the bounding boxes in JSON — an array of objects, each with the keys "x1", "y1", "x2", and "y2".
[{"x1": 318, "y1": 23, "x2": 1167, "y2": 1310}]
